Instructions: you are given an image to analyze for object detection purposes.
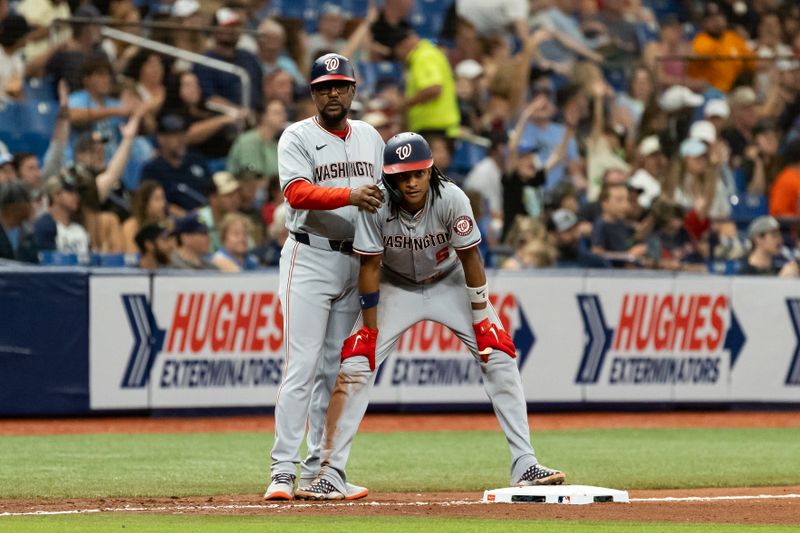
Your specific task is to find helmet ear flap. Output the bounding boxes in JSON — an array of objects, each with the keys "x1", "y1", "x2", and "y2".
[{"x1": 381, "y1": 172, "x2": 403, "y2": 206}]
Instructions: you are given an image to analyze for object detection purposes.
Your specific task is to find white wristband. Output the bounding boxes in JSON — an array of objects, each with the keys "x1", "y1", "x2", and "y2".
[{"x1": 466, "y1": 283, "x2": 489, "y2": 305}]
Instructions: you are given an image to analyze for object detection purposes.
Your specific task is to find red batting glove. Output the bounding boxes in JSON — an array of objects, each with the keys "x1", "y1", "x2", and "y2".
[
  {"x1": 341, "y1": 325, "x2": 379, "y2": 371},
  {"x1": 472, "y1": 318, "x2": 516, "y2": 362}
]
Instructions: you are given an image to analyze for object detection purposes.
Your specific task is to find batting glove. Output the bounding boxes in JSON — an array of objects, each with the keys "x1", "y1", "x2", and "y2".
[
  {"x1": 341, "y1": 325, "x2": 379, "y2": 371},
  {"x1": 472, "y1": 318, "x2": 516, "y2": 362}
]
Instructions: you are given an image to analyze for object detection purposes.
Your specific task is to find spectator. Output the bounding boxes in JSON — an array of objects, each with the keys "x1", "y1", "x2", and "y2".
[
  {"x1": 16, "y1": 0, "x2": 71, "y2": 63},
  {"x1": 211, "y1": 212, "x2": 259, "y2": 272},
  {"x1": 703, "y1": 98, "x2": 731, "y2": 137},
  {"x1": 34, "y1": 174, "x2": 90, "y2": 255},
  {"x1": 501, "y1": 238, "x2": 556, "y2": 270},
  {"x1": 0, "y1": 152, "x2": 16, "y2": 182},
  {"x1": 629, "y1": 136, "x2": 666, "y2": 210},
  {"x1": 643, "y1": 200, "x2": 704, "y2": 271},
  {"x1": 362, "y1": 110, "x2": 397, "y2": 143},
  {"x1": 740, "y1": 215, "x2": 799, "y2": 277},
  {"x1": 68, "y1": 55, "x2": 132, "y2": 163},
  {"x1": 370, "y1": 0, "x2": 414, "y2": 61},
  {"x1": 166, "y1": 70, "x2": 247, "y2": 161},
  {"x1": 722, "y1": 86, "x2": 761, "y2": 167},
  {"x1": 750, "y1": 11, "x2": 792, "y2": 100},
  {"x1": 235, "y1": 169, "x2": 266, "y2": 243},
  {"x1": 548, "y1": 207, "x2": 596, "y2": 267},
  {"x1": 168, "y1": 213, "x2": 218, "y2": 270},
  {"x1": 529, "y1": 0, "x2": 603, "y2": 68},
  {"x1": 585, "y1": 0, "x2": 641, "y2": 66},
  {"x1": 456, "y1": 0, "x2": 529, "y2": 42},
  {"x1": 464, "y1": 131, "x2": 506, "y2": 237},
  {"x1": 454, "y1": 59, "x2": 485, "y2": 133},
  {"x1": 262, "y1": 69, "x2": 295, "y2": 118},
  {"x1": 769, "y1": 139, "x2": 800, "y2": 218},
  {"x1": 256, "y1": 18, "x2": 304, "y2": 87},
  {"x1": 0, "y1": 181, "x2": 37, "y2": 263},
  {"x1": 643, "y1": 15, "x2": 696, "y2": 90},
  {"x1": 590, "y1": 182, "x2": 646, "y2": 267},
  {"x1": 140, "y1": 113, "x2": 212, "y2": 215},
  {"x1": 0, "y1": 14, "x2": 33, "y2": 102},
  {"x1": 13, "y1": 153, "x2": 42, "y2": 191},
  {"x1": 742, "y1": 119, "x2": 782, "y2": 196},
  {"x1": 586, "y1": 79, "x2": 630, "y2": 201},
  {"x1": 260, "y1": 175, "x2": 283, "y2": 229},
  {"x1": 687, "y1": 2, "x2": 754, "y2": 92},
  {"x1": 518, "y1": 83, "x2": 582, "y2": 193},
  {"x1": 656, "y1": 84, "x2": 705, "y2": 158},
  {"x1": 169, "y1": 0, "x2": 208, "y2": 57},
  {"x1": 124, "y1": 50, "x2": 167, "y2": 133},
  {"x1": 122, "y1": 180, "x2": 167, "y2": 253},
  {"x1": 304, "y1": 4, "x2": 348, "y2": 67},
  {"x1": 135, "y1": 222, "x2": 173, "y2": 270},
  {"x1": 578, "y1": 167, "x2": 629, "y2": 224},
  {"x1": 227, "y1": 98, "x2": 286, "y2": 176},
  {"x1": 194, "y1": 7, "x2": 263, "y2": 111},
  {"x1": 613, "y1": 66, "x2": 655, "y2": 137},
  {"x1": 44, "y1": 4, "x2": 107, "y2": 92},
  {"x1": 197, "y1": 171, "x2": 242, "y2": 253},
  {"x1": 389, "y1": 29, "x2": 460, "y2": 137}
]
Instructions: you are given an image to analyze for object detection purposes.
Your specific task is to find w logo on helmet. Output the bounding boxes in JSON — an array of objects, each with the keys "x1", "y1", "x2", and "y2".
[
  {"x1": 324, "y1": 57, "x2": 340, "y2": 71},
  {"x1": 396, "y1": 144, "x2": 412, "y2": 160}
]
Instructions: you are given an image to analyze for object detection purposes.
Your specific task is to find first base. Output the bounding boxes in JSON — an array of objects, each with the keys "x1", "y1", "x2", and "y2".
[{"x1": 483, "y1": 485, "x2": 629, "y2": 505}]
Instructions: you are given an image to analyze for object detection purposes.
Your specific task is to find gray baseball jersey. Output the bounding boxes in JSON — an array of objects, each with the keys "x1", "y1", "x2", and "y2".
[
  {"x1": 279, "y1": 116, "x2": 384, "y2": 240},
  {"x1": 353, "y1": 181, "x2": 481, "y2": 282},
  {"x1": 271, "y1": 117, "x2": 385, "y2": 485},
  {"x1": 312, "y1": 181, "x2": 540, "y2": 494}
]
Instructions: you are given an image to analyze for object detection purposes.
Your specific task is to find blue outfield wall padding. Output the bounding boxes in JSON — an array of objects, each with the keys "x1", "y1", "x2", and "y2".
[{"x1": 0, "y1": 270, "x2": 90, "y2": 415}]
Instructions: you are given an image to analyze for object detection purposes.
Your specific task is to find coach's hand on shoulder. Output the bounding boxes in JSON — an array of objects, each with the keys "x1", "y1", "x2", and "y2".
[{"x1": 350, "y1": 184, "x2": 384, "y2": 213}]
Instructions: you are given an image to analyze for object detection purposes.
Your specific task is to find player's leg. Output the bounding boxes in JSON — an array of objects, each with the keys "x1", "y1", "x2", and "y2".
[
  {"x1": 297, "y1": 281, "x2": 419, "y2": 499},
  {"x1": 266, "y1": 242, "x2": 339, "y2": 497},
  {"x1": 432, "y1": 269, "x2": 552, "y2": 485},
  {"x1": 301, "y1": 257, "x2": 360, "y2": 483}
]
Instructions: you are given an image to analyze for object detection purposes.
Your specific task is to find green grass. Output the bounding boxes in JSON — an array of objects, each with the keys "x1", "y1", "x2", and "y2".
[
  {"x1": 0, "y1": 516, "x2": 795, "y2": 533},
  {"x1": 1, "y1": 427, "x2": 799, "y2": 499}
]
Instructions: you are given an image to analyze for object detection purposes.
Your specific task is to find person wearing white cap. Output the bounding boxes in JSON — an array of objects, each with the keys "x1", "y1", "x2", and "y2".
[
  {"x1": 455, "y1": 59, "x2": 485, "y2": 133},
  {"x1": 721, "y1": 86, "x2": 760, "y2": 166},
  {"x1": 658, "y1": 85, "x2": 704, "y2": 113},
  {"x1": 197, "y1": 171, "x2": 241, "y2": 254},
  {"x1": 628, "y1": 135, "x2": 665, "y2": 209},
  {"x1": 740, "y1": 215, "x2": 798, "y2": 277},
  {"x1": 672, "y1": 137, "x2": 731, "y2": 226},
  {"x1": 170, "y1": 0, "x2": 207, "y2": 55},
  {"x1": 703, "y1": 99, "x2": 729, "y2": 136}
]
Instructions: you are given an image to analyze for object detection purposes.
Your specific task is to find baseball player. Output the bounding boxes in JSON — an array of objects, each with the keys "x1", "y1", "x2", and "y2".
[
  {"x1": 264, "y1": 53, "x2": 385, "y2": 500},
  {"x1": 296, "y1": 133, "x2": 565, "y2": 500}
]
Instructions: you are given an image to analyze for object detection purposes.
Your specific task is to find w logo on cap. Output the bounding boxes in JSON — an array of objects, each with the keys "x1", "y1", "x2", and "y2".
[
  {"x1": 396, "y1": 144, "x2": 412, "y2": 160},
  {"x1": 324, "y1": 57, "x2": 340, "y2": 71}
]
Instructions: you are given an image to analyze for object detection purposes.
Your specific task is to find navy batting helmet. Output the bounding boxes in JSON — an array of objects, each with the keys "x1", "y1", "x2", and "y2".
[
  {"x1": 310, "y1": 53, "x2": 356, "y2": 86},
  {"x1": 382, "y1": 132, "x2": 435, "y2": 205}
]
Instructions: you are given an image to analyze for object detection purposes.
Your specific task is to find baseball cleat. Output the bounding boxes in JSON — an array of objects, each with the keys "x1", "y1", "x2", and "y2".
[
  {"x1": 295, "y1": 478, "x2": 345, "y2": 500},
  {"x1": 514, "y1": 464, "x2": 566, "y2": 486},
  {"x1": 263, "y1": 472, "x2": 296, "y2": 500},
  {"x1": 344, "y1": 481, "x2": 369, "y2": 500}
]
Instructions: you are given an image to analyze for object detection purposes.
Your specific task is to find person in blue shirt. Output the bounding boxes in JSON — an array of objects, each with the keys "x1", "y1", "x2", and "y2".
[
  {"x1": 0, "y1": 181, "x2": 38, "y2": 263},
  {"x1": 67, "y1": 55, "x2": 132, "y2": 163},
  {"x1": 193, "y1": 7, "x2": 263, "y2": 111}
]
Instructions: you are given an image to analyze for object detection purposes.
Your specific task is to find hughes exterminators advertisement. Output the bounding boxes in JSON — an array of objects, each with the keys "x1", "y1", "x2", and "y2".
[{"x1": 89, "y1": 272, "x2": 800, "y2": 410}]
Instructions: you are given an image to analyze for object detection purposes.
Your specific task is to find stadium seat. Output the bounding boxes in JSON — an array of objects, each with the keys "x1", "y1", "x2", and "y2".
[
  {"x1": 450, "y1": 141, "x2": 487, "y2": 175},
  {"x1": 23, "y1": 77, "x2": 57, "y2": 103},
  {"x1": 38, "y1": 251, "x2": 81, "y2": 266}
]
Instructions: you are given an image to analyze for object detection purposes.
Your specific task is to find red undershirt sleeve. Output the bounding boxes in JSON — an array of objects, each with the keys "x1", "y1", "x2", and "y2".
[{"x1": 284, "y1": 180, "x2": 351, "y2": 210}]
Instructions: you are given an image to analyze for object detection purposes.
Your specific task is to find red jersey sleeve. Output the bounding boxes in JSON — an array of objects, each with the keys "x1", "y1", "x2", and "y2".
[{"x1": 284, "y1": 180, "x2": 351, "y2": 210}]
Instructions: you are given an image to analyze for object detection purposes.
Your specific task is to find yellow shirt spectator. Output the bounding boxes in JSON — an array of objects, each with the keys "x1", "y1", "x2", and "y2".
[
  {"x1": 688, "y1": 30, "x2": 754, "y2": 92},
  {"x1": 403, "y1": 38, "x2": 460, "y2": 136}
]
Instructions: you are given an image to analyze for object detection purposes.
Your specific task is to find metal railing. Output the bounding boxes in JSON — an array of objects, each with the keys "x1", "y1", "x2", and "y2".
[{"x1": 49, "y1": 18, "x2": 253, "y2": 110}]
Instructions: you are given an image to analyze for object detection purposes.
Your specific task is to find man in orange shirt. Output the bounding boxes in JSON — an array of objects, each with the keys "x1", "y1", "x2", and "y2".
[
  {"x1": 769, "y1": 140, "x2": 800, "y2": 218},
  {"x1": 688, "y1": 3, "x2": 754, "y2": 92}
]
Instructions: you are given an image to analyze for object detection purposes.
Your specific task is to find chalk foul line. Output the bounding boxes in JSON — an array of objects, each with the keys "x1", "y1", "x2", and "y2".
[{"x1": 2, "y1": 494, "x2": 800, "y2": 517}]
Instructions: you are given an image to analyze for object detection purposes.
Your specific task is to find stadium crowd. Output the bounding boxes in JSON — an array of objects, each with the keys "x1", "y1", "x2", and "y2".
[{"x1": 1, "y1": 0, "x2": 800, "y2": 276}]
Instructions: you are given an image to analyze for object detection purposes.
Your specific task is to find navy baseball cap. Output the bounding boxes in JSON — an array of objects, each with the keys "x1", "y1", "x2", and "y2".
[
  {"x1": 171, "y1": 214, "x2": 209, "y2": 236},
  {"x1": 157, "y1": 113, "x2": 187, "y2": 134},
  {"x1": 310, "y1": 53, "x2": 356, "y2": 86}
]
